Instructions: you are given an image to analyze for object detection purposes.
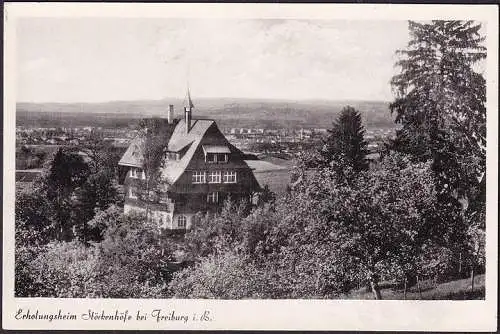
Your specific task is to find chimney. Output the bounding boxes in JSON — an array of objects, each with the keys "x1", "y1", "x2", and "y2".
[
  {"x1": 168, "y1": 104, "x2": 174, "y2": 124},
  {"x1": 184, "y1": 106, "x2": 191, "y2": 133}
]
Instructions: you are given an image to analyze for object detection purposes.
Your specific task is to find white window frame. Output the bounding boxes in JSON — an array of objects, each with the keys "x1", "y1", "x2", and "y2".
[
  {"x1": 206, "y1": 153, "x2": 217, "y2": 163},
  {"x1": 130, "y1": 168, "x2": 138, "y2": 178},
  {"x1": 219, "y1": 154, "x2": 228, "y2": 163},
  {"x1": 208, "y1": 171, "x2": 222, "y2": 184},
  {"x1": 207, "y1": 192, "x2": 219, "y2": 203},
  {"x1": 128, "y1": 186, "x2": 138, "y2": 199},
  {"x1": 223, "y1": 171, "x2": 237, "y2": 183},
  {"x1": 165, "y1": 152, "x2": 180, "y2": 161},
  {"x1": 177, "y1": 215, "x2": 187, "y2": 229},
  {"x1": 192, "y1": 171, "x2": 206, "y2": 184}
]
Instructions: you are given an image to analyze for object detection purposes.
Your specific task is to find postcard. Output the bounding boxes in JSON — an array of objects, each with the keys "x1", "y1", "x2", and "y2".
[{"x1": 3, "y1": 2, "x2": 498, "y2": 331}]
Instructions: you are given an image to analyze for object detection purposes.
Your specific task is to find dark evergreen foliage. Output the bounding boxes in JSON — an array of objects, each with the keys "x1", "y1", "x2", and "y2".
[
  {"x1": 321, "y1": 106, "x2": 369, "y2": 173},
  {"x1": 390, "y1": 20, "x2": 486, "y2": 210}
]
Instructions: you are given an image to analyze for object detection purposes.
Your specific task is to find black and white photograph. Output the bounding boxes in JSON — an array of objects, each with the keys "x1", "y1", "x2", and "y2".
[{"x1": 3, "y1": 3, "x2": 498, "y2": 331}]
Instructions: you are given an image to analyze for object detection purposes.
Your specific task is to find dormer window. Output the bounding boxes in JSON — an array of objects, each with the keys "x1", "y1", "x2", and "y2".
[
  {"x1": 130, "y1": 168, "x2": 145, "y2": 179},
  {"x1": 202, "y1": 145, "x2": 230, "y2": 164},
  {"x1": 165, "y1": 152, "x2": 180, "y2": 161},
  {"x1": 207, "y1": 153, "x2": 217, "y2": 163},
  {"x1": 218, "y1": 153, "x2": 228, "y2": 163}
]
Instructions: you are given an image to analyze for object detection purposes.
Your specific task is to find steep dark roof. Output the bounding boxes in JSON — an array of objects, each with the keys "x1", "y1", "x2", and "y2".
[
  {"x1": 161, "y1": 119, "x2": 215, "y2": 184},
  {"x1": 119, "y1": 118, "x2": 216, "y2": 184},
  {"x1": 118, "y1": 137, "x2": 144, "y2": 167}
]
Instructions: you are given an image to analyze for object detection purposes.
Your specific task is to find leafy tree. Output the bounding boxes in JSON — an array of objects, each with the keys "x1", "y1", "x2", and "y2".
[
  {"x1": 276, "y1": 153, "x2": 443, "y2": 299},
  {"x1": 17, "y1": 208, "x2": 174, "y2": 298},
  {"x1": 94, "y1": 209, "x2": 173, "y2": 298},
  {"x1": 169, "y1": 251, "x2": 271, "y2": 299},
  {"x1": 182, "y1": 199, "x2": 249, "y2": 261},
  {"x1": 321, "y1": 106, "x2": 369, "y2": 173},
  {"x1": 15, "y1": 218, "x2": 47, "y2": 297},
  {"x1": 72, "y1": 169, "x2": 120, "y2": 243},
  {"x1": 36, "y1": 148, "x2": 91, "y2": 240},
  {"x1": 80, "y1": 130, "x2": 107, "y2": 174},
  {"x1": 257, "y1": 184, "x2": 276, "y2": 206},
  {"x1": 15, "y1": 186, "x2": 55, "y2": 242},
  {"x1": 136, "y1": 118, "x2": 177, "y2": 212},
  {"x1": 22, "y1": 241, "x2": 100, "y2": 298},
  {"x1": 174, "y1": 153, "x2": 449, "y2": 299}
]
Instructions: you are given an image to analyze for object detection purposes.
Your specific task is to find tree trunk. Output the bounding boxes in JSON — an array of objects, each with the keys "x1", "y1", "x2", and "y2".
[
  {"x1": 458, "y1": 252, "x2": 462, "y2": 275},
  {"x1": 370, "y1": 280, "x2": 382, "y2": 300},
  {"x1": 416, "y1": 275, "x2": 422, "y2": 299},
  {"x1": 470, "y1": 266, "x2": 475, "y2": 293},
  {"x1": 403, "y1": 276, "x2": 407, "y2": 300}
]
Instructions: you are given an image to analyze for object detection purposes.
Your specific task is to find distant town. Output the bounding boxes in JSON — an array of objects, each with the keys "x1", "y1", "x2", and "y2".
[{"x1": 16, "y1": 123, "x2": 393, "y2": 157}]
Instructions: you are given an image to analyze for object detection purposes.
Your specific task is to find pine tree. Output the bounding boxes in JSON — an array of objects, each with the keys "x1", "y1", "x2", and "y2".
[
  {"x1": 390, "y1": 20, "x2": 486, "y2": 209},
  {"x1": 391, "y1": 21, "x2": 487, "y2": 287},
  {"x1": 322, "y1": 106, "x2": 369, "y2": 173}
]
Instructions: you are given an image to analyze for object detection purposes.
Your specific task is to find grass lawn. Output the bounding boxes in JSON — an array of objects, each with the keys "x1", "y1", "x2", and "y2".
[{"x1": 344, "y1": 274, "x2": 485, "y2": 300}]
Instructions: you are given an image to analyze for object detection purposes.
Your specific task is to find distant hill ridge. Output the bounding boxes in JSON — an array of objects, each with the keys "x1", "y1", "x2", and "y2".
[{"x1": 17, "y1": 98, "x2": 396, "y2": 129}]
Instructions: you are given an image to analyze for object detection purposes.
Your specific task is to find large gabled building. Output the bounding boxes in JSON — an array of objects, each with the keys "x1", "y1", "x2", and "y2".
[{"x1": 118, "y1": 94, "x2": 262, "y2": 230}]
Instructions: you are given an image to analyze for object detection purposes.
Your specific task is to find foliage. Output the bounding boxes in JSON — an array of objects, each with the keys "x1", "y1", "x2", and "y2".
[
  {"x1": 16, "y1": 210, "x2": 173, "y2": 298},
  {"x1": 16, "y1": 145, "x2": 47, "y2": 169},
  {"x1": 182, "y1": 199, "x2": 249, "y2": 261},
  {"x1": 72, "y1": 170, "x2": 120, "y2": 242},
  {"x1": 93, "y1": 210, "x2": 173, "y2": 298},
  {"x1": 15, "y1": 187, "x2": 55, "y2": 243},
  {"x1": 15, "y1": 218, "x2": 46, "y2": 297},
  {"x1": 169, "y1": 251, "x2": 271, "y2": 299},
  {"x1": 22, "y1": 241, "x2": 100, "y2": 298},
  {"x1": 321, "y1": 106, "x2": 369, "y2": 173},
  {"x1": 390, "y1": 20, "x2": 486, "y2": 209},
  {"x1": 257, "y1": 184, "x2": 276, "y2": 206},
  {"x1": 390, "y1": 20, "x2": 487, "y2": 285},
  {"x1": 34, "y1": 148, "x2": 91, "y2": 240},
  {"x1": 172, "y1": 152, "x2": 454, "y2": 299}
]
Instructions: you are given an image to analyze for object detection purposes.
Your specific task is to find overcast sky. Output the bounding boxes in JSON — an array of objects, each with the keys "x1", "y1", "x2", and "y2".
[{"x1": 17, "y1": 18, "x2": 411, "y2": 103}]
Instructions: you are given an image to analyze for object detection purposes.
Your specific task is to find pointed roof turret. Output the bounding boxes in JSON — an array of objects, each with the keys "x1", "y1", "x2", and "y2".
[
  {"x1": 184, "y1": 86, "x2": 194, "y2": 133},
  {"x1": 185, "y1": 87, "x2": 194, "y2": 110}
]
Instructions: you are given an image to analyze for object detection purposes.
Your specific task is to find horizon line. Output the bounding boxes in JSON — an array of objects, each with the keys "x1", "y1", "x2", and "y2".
[{"x1": 17, "y1": 97, "x2": 391, "y2": 105}]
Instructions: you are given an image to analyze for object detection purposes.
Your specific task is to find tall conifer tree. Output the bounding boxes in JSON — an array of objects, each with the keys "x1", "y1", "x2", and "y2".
[
  {"x1": 390, "y1": 20, "x2": 486, "y2": 210},
  {"x1": 322, "y1": 106, "x2": 369, "y2": 173}
]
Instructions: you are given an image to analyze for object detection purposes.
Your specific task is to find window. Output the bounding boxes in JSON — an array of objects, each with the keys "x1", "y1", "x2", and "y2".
[
  {"x1": 208, "y1": 171, "x2": 222, "y2": 183},
  {"x1": 130, "y1": 168, "x2": 138, "y2": 178},
  {"x1": 207, "y1": 192, "x2": 219, "y2": 203},
  {"x1": 177, "y1": 215, "x2": 187, "y2": 229},
  {"x1": 206, "y1": 153, "x2": 217, "y2": 163},
  {"x1": 165, "y1": 152, "x2": 180, "y2": 161},
  {"x1": 141, "y1": 169, "x2": 146, "y2": 180},
  {"x1": 192, "y1": 171, "x2": 206, "y2": 184},
  {"x1": 128, "y1": 186, "x2": 138, "y2": 199},
  {"x1": 218, "y1": 154, "x2": 228, "y2": 163},
  {"x1": 206, "y1": 153, "x2": 227, "y2": 163},
  {"x1": 223, "y1": 171, "x2": 237, "y2": 183}
]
